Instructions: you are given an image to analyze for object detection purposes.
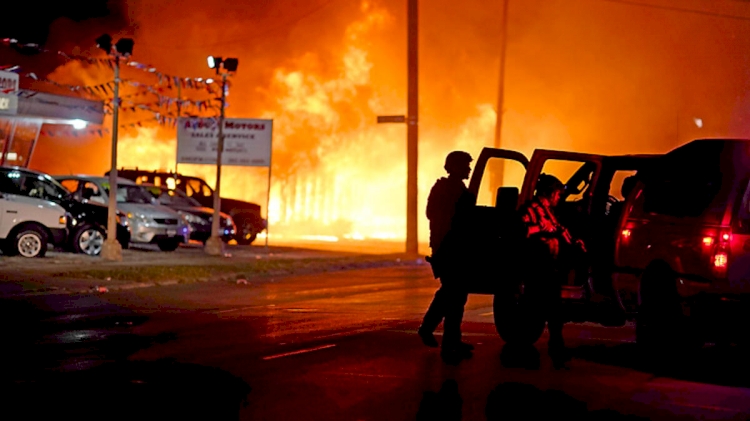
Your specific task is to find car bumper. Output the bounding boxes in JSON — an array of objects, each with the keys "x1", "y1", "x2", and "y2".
[
  {"x1": 189, "y1": 225, "x2": 236, "y2": 242},
  {"x1": 129, "y1": 221, "x2": 189, "y2": 244}
]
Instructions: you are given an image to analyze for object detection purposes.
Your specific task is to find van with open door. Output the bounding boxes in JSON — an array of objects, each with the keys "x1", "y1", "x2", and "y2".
[{"x1": 463, "y1": 147, "x2": 657, "y2": 345}]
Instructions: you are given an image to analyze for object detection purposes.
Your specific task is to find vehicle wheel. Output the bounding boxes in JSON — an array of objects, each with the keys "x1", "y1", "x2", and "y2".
[
  {"x1": 73, "y1": 224, "x2": 105, "y2": 256},
  {"x1": 9, "y1": 225, "x2": 48, "y2": 258},
  {"x1": 636, "y1": 261, "x2": 698, "y2": 351},
  {"x1": 234, "y1": 216, "x2": 259, "y2": 245},
  {"x1": 493, "y1": 284, "x2": 546, "y2": 346},
  {"x1": 157, "y1": 239, "x2": 180, "y2": 252}
]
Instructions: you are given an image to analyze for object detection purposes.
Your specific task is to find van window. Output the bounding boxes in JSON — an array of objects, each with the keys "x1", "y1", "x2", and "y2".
[
  {"x1": 475, "y1": 158, "x2": 526, "y2": 207},
  {"x1": 638, "y1": 170, "x2": 725, "y2": 222},
  {"x1": 536, "y1": 160, "x2": 596, "y2": 203}
]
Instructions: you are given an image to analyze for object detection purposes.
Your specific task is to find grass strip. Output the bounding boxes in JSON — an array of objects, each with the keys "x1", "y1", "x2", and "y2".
[{"x1": 48, "y1": 256, "x2": 412, "y2": 283}]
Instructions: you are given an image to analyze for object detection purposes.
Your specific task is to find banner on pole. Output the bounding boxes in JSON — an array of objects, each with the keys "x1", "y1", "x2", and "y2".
[{"x1": 176, "y1": 117, "x2": 272, "y2": 167}]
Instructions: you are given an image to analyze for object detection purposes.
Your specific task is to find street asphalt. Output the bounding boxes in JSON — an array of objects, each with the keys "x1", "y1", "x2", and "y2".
[{"x1": 1, "y1": 263, "x2": 749, "y2": 420}]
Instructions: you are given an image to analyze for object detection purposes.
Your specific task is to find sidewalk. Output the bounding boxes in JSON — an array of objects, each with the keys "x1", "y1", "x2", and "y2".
[{"x1": 0, "y1": 244, "x2": 427, "y2": 297}]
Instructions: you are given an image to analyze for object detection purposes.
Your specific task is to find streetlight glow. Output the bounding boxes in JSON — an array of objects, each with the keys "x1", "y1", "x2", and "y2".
[{"x1": 71, "y1": 119, "x2": 87, "y2": 130}]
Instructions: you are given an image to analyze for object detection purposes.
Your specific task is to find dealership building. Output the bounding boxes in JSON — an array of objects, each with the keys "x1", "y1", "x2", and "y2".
[{"x1": 0, "y1": 70, "x2": 104, "y2": 167}]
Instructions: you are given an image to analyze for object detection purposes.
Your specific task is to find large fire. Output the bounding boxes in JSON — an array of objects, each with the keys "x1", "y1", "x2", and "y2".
[{"x1": 24, "y1": 0, "x2": 750, "y2": 246}]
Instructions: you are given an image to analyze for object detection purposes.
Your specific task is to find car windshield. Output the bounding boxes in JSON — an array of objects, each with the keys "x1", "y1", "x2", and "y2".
[{"x1": 103, "y1": 184, "x2": 154, "y2": 204}]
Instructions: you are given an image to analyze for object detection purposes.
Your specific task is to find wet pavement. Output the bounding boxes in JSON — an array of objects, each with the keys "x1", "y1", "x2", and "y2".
[{"x1": 1, "y1": 266, "x2": 749, "y2": 420}]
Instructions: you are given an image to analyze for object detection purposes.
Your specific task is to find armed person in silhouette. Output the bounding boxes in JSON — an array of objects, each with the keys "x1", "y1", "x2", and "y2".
[
  {"x1": 521, "y1": 174, "x2": 586, "y2": 367},
  {"x1": 419, "y1": 151, "x2": 476, "y2": 363}
]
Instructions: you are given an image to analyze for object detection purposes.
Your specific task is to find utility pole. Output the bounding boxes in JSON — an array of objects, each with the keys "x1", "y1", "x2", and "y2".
[
  {"x1": 175, "y1": 84, "x2": 181, "y2": 176},
  {"x1": 204, "y1": 72, "x2": 228, "y2": 256},
  {"x1": 103, "y1": 54, "x2": 122, "y2": 260},
  {"x1": 406, "y1": 0, "x2": 419, "y2": 257},
  {"x1": 492, "y1": 0, "x2": 510, "y2": 192},
  {"x1": 96, "y1": 34, "x2": 133, "y2": 261}
]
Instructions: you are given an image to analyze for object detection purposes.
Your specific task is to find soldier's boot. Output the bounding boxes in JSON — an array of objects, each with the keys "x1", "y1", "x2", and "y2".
[{"x1": 418, "y1": 326, "x2": 440, "y2": 348}]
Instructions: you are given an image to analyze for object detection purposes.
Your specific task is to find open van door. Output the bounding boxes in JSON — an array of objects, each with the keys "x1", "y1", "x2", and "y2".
[{"x1": 458, "y1": 147, "x2": 529, "y2": 294}]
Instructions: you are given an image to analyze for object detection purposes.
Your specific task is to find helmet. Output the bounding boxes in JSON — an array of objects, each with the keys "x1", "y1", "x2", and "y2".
[
  {"x1": 535, "y1": 173, "x2": 564, "y2": 198},
  {"x1": 444, "y1": 151, "x2": 472, "y2": 175}
]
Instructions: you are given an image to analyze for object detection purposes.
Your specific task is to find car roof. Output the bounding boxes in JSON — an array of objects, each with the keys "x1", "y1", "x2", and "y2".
[{"x1": 54, "y1": 175, "x2": 137, "y2": 185}]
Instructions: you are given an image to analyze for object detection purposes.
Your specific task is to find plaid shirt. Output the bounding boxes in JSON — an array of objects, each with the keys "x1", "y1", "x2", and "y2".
[{"x1": 521, "y1": 198, "x2": 573, "y2": 258}]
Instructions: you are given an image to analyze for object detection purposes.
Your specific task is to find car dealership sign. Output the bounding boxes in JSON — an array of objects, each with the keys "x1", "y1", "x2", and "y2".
[
  {"x1": 0, "y1": 70, "x2": 19, "y2": 115},
  {"x1": 176, "y1": 117, "x2": 273, "y2": 167}
]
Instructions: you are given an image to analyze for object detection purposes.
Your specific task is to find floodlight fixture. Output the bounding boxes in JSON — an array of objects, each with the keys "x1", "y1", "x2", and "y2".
[
  {"x1": 207, "y1": 56, "x2": 222, "y2": 69},
  {"x1": 223, "y1": 58, "x2": 239, "y2": 72},
  {"x1": 96, "y1": 34, "x2": 112, "y2": 53},
  {"x1": 114, "y1": 38, "x2": 134, "y2": 56}
]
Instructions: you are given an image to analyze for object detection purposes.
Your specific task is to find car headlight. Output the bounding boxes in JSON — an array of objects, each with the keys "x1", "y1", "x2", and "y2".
[
  {"x1": 179, "y1": 211, "x2": 207, "y2": 225},
  {"x1": 127, "y1": 212, "x2": 149, "y2": 224}
]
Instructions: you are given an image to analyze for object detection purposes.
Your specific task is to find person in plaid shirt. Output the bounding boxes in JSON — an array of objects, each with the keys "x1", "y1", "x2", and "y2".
[{"x1": 521, "y1": 174, "x2": 585, "y2": 365}]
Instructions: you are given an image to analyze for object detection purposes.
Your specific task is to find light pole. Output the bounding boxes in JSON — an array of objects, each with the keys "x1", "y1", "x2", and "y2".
[
  {"x1": 491, "y1": 0, "x2": 510, "y2": 195},
  {"x1": 406, "y1": 0, "x2": 419, "y2": 257},
  {"x1": 97, "y1": 34, "x2": 134, "y2": 262},
  {"x1": 204, "y1": 56, "x2": 238, "y2": 256}
]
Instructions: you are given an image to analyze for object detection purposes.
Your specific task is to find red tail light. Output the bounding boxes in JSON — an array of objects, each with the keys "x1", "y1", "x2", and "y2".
[
  {"x1": 711, "y1": 230, "x2": 731, "y2": 276},
  {"x1": 714, "y1": 251, "x2": 728, "y2": 268}
]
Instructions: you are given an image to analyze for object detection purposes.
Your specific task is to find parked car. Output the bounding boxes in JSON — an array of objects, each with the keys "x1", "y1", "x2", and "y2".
[
  {"x1": 54, "y1": 175, "x2": 189, "y2": 251},
  {"x1": 111, "y1": 168, "x2": 266, "y2": 245},
  {"x1": 0, "y1": 167, "x2": 69, "y2": 257},
  {"x1": 1, "y1": 166, "x2": 131, "y2": 256},
  {"x1": 141, "y1": 184, "x2": 236, "y2": 243}
]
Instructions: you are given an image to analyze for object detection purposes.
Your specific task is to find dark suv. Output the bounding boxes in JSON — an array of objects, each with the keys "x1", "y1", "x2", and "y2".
[
  {"x1": 615, "y1": 139, "x2": 750, "y2": 347},
  {"x1": 110, "y1": 168, "x2": 266, "y2": 245}
]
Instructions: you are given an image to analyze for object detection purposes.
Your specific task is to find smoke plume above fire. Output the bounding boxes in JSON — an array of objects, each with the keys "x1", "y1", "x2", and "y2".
[{"x1": 28, "y1": 0, "x2": 750, "y2": 243}]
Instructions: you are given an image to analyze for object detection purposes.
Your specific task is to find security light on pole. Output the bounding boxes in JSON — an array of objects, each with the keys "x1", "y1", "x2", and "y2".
[
  {"x1": 97, "y1": 33, "x2": 134, "y2": 262},
  {"x1": 204, "y1": 56, "x2": 239, "y2": 256}
]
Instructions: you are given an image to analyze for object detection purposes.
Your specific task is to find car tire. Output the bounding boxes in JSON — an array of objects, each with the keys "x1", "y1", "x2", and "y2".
[
  {"x1": 157, "y1": 239, "x2": 180, "y2": 252},
  {"x1": 235, "y1": 217, "x2": 258, "y2": 245},
  {"x1": 636, "y1": 260, "x2": 700, "y2": 352},
  {"x1": 493, "y1": 284, "x2": 546, "y2": 346},
  {"x1": 8, "y1": 225, "x2": 48, "y2": 258},
  {"x1": 72, "y1": 224, "x2": 105, "y2": 256}
]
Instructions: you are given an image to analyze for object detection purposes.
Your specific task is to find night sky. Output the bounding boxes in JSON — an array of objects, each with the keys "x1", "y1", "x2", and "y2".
[{"x1": 1, "y1": 1, "x2": 115, "y2": 44}]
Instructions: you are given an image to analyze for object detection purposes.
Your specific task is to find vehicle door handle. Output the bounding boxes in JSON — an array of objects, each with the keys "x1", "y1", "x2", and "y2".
[{"x1": 6, "y1": 210, "x2": 17, "y2": 214}]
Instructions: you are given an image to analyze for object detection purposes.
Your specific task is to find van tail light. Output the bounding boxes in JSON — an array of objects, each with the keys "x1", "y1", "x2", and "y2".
[
  {"x1": 711, "y1": 230, "x2": 731, "y2": 276},
  {"x1": 714, "y1": 251, "x2": 728, "y2": 269}
]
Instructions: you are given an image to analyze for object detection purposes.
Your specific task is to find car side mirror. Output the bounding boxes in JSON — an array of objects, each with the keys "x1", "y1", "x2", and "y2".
[{"x1": 496, "y1": 187, "x2": 519, "y2": 211}]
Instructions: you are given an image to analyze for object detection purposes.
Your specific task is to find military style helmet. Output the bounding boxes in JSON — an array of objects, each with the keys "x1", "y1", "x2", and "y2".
[
  {"x1": 444, "y1": 151, "x2": 472, "y2": 175},
  {"x1": 536, "y1": 173, "x2": 564, "y2": 198}
]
